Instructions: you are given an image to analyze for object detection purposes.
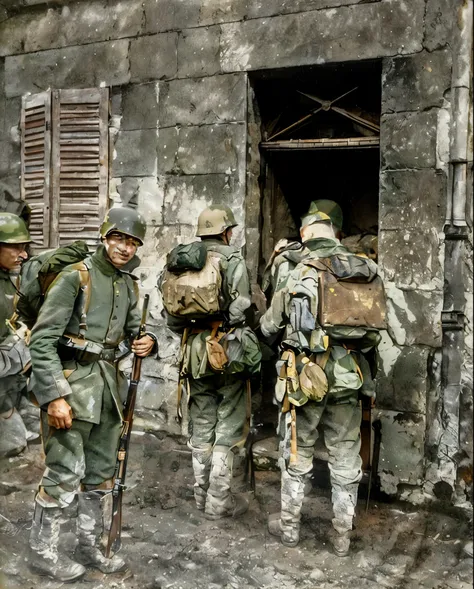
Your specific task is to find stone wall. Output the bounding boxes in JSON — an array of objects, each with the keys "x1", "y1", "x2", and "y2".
[{"x1": 0, "y1": 0, "x2": 471, "y2": 502}]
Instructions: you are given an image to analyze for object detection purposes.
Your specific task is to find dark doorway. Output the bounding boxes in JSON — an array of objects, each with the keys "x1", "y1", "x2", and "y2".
[{"x1": 250, "y1": 60, "x2": 382, "y2": 281}]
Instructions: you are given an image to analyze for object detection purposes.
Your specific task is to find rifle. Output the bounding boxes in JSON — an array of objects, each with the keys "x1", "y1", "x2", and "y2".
[{"x1": 106, "y1": 294, "x2": 149, "y2": 558}]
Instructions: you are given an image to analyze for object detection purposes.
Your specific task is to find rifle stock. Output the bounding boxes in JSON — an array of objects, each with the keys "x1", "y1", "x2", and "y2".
[{"x1": 106, "y1": 294, "x2": 149, "y2": 558}]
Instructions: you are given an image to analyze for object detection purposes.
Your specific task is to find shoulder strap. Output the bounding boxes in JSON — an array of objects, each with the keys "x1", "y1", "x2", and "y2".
[
  {"x1": 301, "y1": 257, "x2": 333, "y2": 273},
  {"x1": 69, "y1": 261, "x2": 91, "y2": 339}
]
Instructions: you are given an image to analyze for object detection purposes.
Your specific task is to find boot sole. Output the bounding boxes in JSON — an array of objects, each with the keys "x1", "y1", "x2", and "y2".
[{"x1": 29, "y1": 563, "x2": 85, "y2": 583}]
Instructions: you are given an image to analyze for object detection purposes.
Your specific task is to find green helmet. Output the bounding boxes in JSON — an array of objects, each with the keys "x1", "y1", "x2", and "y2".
[
  {"x1": 99, "y1": 207, "x2": 146, "y2": 245},
  {"x1": 0, "y1": 212, "x2": 32, "y2": 244},
  {"x1": 196, "y1": 205, "x2": 238, "y2": 237},
  {"x1": 301, "y1": 199, "x2": 343, "y2": 231}
]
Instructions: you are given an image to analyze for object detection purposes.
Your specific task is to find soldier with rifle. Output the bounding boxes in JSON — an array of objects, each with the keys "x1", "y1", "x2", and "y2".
[
  {"x1": 260, "y1": 200, "x2": 384, "y2": 557},
  {"x1": 27, "y1": 208, "x2": 156, "y2": 582}
]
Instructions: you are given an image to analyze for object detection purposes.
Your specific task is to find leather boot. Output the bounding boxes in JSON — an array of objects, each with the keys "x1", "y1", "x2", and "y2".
[
  {"x1": 204, "y1": 446, "x2": 248, "y2": 520},
  {"x1": 331, "y1": 483, "x2": 358, "y2": 557},
  {"x1": 268, "y1": 469, "x2": 306, "y2": 547},
  {"x1": 75, "y1": 491, "x2": 127, "y2": 573},
  {"x1": 28, "y1": 503, "x2": 86, "y2": 582},
  {"x1": 189, "y1": 444, "x2": 212, "y2": 511}
]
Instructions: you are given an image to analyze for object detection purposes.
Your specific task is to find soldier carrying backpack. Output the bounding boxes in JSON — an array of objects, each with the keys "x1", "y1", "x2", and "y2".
[
  {"x1": 260, "y1": 199, "x2": 386, "y2": 557},
  {"x1": 159, "y1": 205, "x2": 261, "y2": 520},
  {"x1": 26, "y1": 207, "x2": 157, "y2": 582}
]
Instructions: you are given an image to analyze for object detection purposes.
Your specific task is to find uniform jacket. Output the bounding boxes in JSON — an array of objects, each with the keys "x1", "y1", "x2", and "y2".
[
  {"x1": 260, "y1": 237, "x2": 378, "y2": 399},
  {"x1": 29, "y1": 245, "x2": 145, "y2": 423},
  {"x1": 0, "y1": 269, "x2": 29, "y2": 412}
]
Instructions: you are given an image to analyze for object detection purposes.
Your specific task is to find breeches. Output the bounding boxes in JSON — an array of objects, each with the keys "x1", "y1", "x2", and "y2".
[
  {"x1": 189, "y1": 374, "x2": 247, "y2": 449},
  {"x1": 287, "y1": 393, "x2": 362, "y2": 489},
  {"x1": 39, "y1": 384, "x2": 121, "y2": 507}
]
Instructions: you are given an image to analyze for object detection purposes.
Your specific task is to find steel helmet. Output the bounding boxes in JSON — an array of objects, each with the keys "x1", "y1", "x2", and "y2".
[
  {"x1": 196, "y1": 205, "x2": 238, "y2": 237},
  {"x1": 301, "y1": 200, "x2": 343, "y2": 231},
  {"x1": 99, "y1": 207, "x2": 146, "y2": 245},
  {"x1": 0, "y1": 212, "x2": 32, "y2": 244}
]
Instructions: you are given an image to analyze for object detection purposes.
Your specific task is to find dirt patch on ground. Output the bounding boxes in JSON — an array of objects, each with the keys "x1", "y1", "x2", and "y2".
[{"x1": 0, "y1": 433, "x2": 472, "y2": 589}]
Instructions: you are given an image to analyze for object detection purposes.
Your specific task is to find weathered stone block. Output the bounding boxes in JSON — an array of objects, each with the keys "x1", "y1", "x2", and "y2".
[
  {"x1": 0, "y1": 140, "x2": 20, "y2": 176},
  {"x1": 0, "y1": 1, "x2": 143, "y2": 56},
  {"x1": 0, "y1": 12, "x2": 32, "y2": 56},
  {"x1": 379, "y1": 170, "x2": 446, "y2": 231},
  {"x1": 139, "y1": 223, "x2": 196, "y2": 275},
  {"x1": 379, "y1": 229, "x2": 443, "y2": 290},
  {"x1": 130, "y1": 33, "x2": 178, "y2": 82},
  {"x1": 2, "y1": 97, "x2": 21, "y2": 136},
  {"x1": 116, "y1": 177, "x2": 163, "y2": 224},
  {"x1": 381, "y1": 111, "x2": 438, "y2": 170},
  {"x1": 244, "y1": 227, "x2": 261, "y2": 283},
  {"x1": 382, "y1": 50, "x2": 452, "y2": 113},
  {"x1": 143, "y1": 0, "x2": 201, "y2": 34},
  {"x1": 156, "y1": 127, "x2": 179, "y2": 174},
  {"x1": 247, "y1": 0, "x2": 377, "y2": 19},
  {"x1": 198, "y1": 0, "x2": 248, "y2": 25},
  {"x1": 384, "y1": 282, "x2": 443, "y2": 347},
  {"x1": 5, "y1": 40, "x2": 130, "y2": 98},
  {"x1": 177, "y1": 26, "x2": 221, "y2": 78},
  {"x1": 113, "y1": 130, "x2": 157, "y2": 176},
  {"x1": 162, "y1": 174, "x2": 242, "y2": 225},
  {"x1": 220, "y1": 2, "x2": 424, "y2": 72},
  {"x1": 376, "y1": 344, "x2": 430, "y2": 413},
  {"x1": 375, "y1": 409, "x2": 425, "y2": 494},
  {"x1": 157, "y1": 123, "x2": 246, "y2": 175},
  {"x1": 122, "y1": 83, "x2": 159, "y2": 130},
  {"x1": 424, "y1": 0, "x2": 455, "y2": 52},
  {"x1": 137, "y1": 377, "x2": 170, "y2": 412},
  {"x1": 158, "y1": 74, "x2": 246, "y2": 127}
]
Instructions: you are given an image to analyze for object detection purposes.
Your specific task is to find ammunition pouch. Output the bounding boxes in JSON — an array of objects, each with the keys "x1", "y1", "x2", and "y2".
[
  {"x1": 58, "y1": 335, "x2": 118, "y2": 364},
  {"x1": 276, "y1": 348, "x2": 330, "y2": 407}
]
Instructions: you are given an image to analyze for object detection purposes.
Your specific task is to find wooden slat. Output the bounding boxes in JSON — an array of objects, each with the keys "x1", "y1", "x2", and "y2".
[
  {"x1": 21, "y1": 92, "x2": 51, "y2": 251},
  {"x1": 50, "y1": 87, "x2": 109, "y2": 248}
]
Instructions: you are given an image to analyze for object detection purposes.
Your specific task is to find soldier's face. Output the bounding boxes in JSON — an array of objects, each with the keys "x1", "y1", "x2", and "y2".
[
  {"x1": 104, "y1": 232, "x2": 139, "y2": 268},
  {"x1": 0, "y1": 243, "x2": 29, "y2": 273}
]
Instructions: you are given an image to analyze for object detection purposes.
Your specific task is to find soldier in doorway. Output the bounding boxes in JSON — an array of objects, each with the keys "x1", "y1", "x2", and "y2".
[
  {"x1": 260, "y1": 200, "x2": 382, "y2": 557},
  {"x1": 160, "y1": 205, "x2": 261, "y2": 521},
  {"x1": 27, "y1": 207, "x2": 157, "y2": 582}
]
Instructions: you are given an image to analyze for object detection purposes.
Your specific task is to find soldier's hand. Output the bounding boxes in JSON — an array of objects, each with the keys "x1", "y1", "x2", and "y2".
[
  {"x1": 132, "y1": 334, "x2": 155, "y2": 357},
  {"x1": 47, "y1": 398, "x2": 73, "y2": 429}
]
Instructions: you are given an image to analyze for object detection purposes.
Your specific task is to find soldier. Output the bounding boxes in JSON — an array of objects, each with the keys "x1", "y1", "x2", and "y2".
[
  {"x1": 0, "y1": 212, "x2": 32, "y2": 460},
  {"x1": 28, "y1": 207, "x2": 157, "y2": 582},
  {"x1": 260, "y1": 200, "x2": 381, "y2": 557},
  {"x1": 160, "y1": 205, "x2": 261, "y2": 521}
]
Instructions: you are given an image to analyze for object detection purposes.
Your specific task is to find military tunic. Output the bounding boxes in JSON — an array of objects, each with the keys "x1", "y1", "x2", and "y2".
[
  {"x1": 29, "y1": 245, "x2": 144, "y2": 507},
  {"x1": 0, "y1": 269, "x2": 29, "y2": 413},
  {"x1": 165, "y1": 239, "x2": 259, "y2": 450},
  {"x1": 260, "y1": 237, "x2": 379, "y2": 526}
]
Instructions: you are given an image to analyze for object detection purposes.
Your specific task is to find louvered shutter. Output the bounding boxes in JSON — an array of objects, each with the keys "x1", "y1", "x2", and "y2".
[
  {"x1": 20, "y1": 92, "x2": 52, "y2": 250},
  {"x1": 50, "y1": 88, "x2": 109, "y2": 248}
]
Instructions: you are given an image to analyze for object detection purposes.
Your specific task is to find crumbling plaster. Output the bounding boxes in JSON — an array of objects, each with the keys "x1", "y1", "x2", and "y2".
[{"x1": 0, "y1": 0, "x2": 472, "y2": 504}]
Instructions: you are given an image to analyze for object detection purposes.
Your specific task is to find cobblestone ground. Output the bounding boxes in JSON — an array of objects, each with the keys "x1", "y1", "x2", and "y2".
[{"x1": 0, "y1": 433, "x2": 472, "y2": 589}]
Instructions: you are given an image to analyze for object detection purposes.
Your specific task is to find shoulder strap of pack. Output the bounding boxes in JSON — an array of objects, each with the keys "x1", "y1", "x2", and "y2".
[
  {"x1": 69, "y1": 261, "x2": 91, "y2": 339},
  {"x1": 301, "y1": 257, "x2": 333, "y2": 273}
]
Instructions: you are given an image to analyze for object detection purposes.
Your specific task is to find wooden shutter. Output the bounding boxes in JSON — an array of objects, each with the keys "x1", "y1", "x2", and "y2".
[
  {"x1": 20, "y1": 92, "x2": 52, "y2": 250},
  {"x1": 50, "y1": 88, "x2": 109, "y2": 248}
]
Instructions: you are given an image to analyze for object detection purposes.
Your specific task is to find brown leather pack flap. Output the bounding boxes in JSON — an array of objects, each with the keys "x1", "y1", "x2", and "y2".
[{"x1": 318, "y1": 272, "x2": 387, "y2": 329}]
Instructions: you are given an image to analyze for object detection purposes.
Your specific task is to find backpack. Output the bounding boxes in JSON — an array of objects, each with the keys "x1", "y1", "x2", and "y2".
[
  {"x1": 301, "y1": 253, "x2": 387, "y2": 332},
  {"x1": 16, "y1": 241, "x2": 91, "y2": 329},
  {"x1": 160, "y1": 241, "x2": 223, "y2": 318}
]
